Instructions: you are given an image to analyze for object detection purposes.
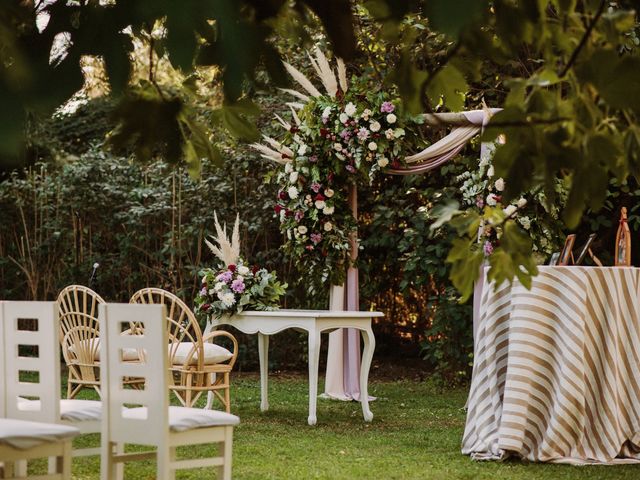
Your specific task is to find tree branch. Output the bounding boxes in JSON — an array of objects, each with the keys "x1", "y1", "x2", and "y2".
[{"x1": 558, "y1": 0, "x2": 606, "y2": 78}]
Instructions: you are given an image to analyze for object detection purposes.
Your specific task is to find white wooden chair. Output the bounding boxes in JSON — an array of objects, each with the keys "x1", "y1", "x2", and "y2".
[
  {"x1": 0, "y1": 301, "x2": 80, "y2": 480},
  {"x1": 100, "y1": 303, "x2": 239, "y2": 480},
  {"x1": 129, "y1": 288, "x2": 238, "y2": 412},
  {"x1": 2, "y1": 301, "x2": 105, "y2": 469}
]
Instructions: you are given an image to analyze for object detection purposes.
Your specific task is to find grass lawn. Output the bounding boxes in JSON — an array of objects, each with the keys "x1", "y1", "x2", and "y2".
[{"x1": 44, "y1": 372, "x2": 638, "y2": 479}]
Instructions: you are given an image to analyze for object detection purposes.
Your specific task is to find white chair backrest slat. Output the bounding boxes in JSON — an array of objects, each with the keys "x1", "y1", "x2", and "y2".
[
  {"x1": 2, "y1": 301, "x2": 61, "y2": 423},
  {"x1": 100, "y1": 303, "x2": 169, "y2": 446}
]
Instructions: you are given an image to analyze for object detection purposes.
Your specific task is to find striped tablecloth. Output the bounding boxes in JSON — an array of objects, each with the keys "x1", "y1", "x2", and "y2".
[{"x1": 462, "y1": 266, "x2": 640, "y2": 464}]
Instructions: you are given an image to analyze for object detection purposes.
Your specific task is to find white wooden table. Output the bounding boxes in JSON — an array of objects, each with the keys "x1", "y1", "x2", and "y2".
[{"x1": 205, "y1": 309, "x2": 382, "y2": 425}]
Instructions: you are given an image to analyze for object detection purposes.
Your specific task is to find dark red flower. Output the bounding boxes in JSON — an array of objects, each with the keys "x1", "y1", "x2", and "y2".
[
  {"x1": 278, "y1": 191, "x2": 287, "y2": 200},
  {"x1": 327, "y1": 172, "x2": 334, "y2": 182},
  {"x1": 252, "y1": 265, "x2": 260, "y2": 274},
  {"x1": 202, "y1": 303, "x2": 211, "y2": 312},
  {"x1": 320, "y1": 128, "x2": 329, "y2": 137},
  {"x1": 274, "y1": 204, "x2": 283, "y2": 214},
  {"x1": 314, "y1": 193, "x2": 325, "y2": 201},
  {"x1": 228, "y1": 264, "x2": 236, "y2": 272},
  {"x1": 391, "y1": 160, "x2": 400, "y2": 169},
  {"x1": 285, "y1": 209, "x2": 292, "y2": 217},
  {"x1": 290, "y1": 126, "x2": 298, "y2": 133},
  {"x1": 495, "y1": 195, "x2": 503, "y2": 203}
]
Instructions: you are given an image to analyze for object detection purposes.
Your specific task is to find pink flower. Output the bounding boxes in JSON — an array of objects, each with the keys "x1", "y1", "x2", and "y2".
[
  {"x1": 483, "y1": 241, "x2": 494, "y2": 256},
  {"x1": 380, "y1": 101, "x2": 395, "y2": 113},
  {"x1": 231, "y1": 279, "x2": 245, "y2": 293},
  {"x1": 295, "y1": 210, "x2": 304, "y2": 222},
  {"x1": 310, "y1": 233, "x2": 322, "y2": 244},
  {"x1": 346, "y1": 165, "x2": 356, "y2": 173},
  {"x1": 476, "y1": 196, "x2": 484, "y2": 209},
  {"x1": 310, "y1": 182, "x2": 322, "y2": 193},
  {"x1": 216, "y1": 271, "x2": 233, "y2": 283},
  {"x1": 305, "y1": 245, "x2": 314, "y2": 251}
]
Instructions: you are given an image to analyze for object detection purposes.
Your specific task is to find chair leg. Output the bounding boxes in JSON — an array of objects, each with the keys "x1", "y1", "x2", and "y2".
[
  {"x1": 156, "y1": 445, "x2": 174, "y2": 480},
  {"x1": 224, "y1": 373, "x2": 231, "y2": 413},
  {"x1": 101, "y1": 441, "x2": 117, "y2": 480},
  {"x1": 61, "y1": 441, "x2": 72, "y2": 479},
  {"x1": 218, "y1": 427, "x2": 233, "y2": 480}
]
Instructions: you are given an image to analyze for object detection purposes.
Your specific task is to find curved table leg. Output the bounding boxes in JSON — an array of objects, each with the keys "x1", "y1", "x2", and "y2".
[
  {"x1": 258, "y1": 333, "x2": 270, "y2": 412},
  {"x1": 308, "y1": 328, "x2": 321, "y2": 426},
  {"x1": 360, "y1": 327, "x2": 375, "y2": 422}
]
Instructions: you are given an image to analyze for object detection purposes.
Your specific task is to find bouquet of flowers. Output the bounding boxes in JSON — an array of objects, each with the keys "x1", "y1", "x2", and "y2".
[
  {"x1": 194, "y1": 213, "x2": 287, "y2": 320},
  {"x1": 253, "y1": 48, "x2": 425, "y2": 288}
]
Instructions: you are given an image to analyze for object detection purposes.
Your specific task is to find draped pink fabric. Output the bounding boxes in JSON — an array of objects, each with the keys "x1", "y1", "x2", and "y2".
[{"x1": 323, "y1": 109, "x2": 498, "y2": 401}]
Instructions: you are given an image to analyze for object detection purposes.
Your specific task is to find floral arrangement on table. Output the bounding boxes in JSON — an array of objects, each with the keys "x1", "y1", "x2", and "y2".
[
  {"x1": 194, "y1": 213, "x2": 287, "y2": 321},
  {"x1": 456, "y1": 141, "x2": 566, "y2": 261},
  {"x1": 252, "y1": 48, "x2": 425, "y2": 288}
]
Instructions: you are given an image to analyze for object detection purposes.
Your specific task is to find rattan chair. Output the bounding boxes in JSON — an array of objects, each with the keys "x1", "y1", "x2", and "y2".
[
  {"x1": 57, "y1": 285, "x2": 105, "y2": 398},
  {"x1": 129, "y1": 288, "x2": 238, "y2": 412}
]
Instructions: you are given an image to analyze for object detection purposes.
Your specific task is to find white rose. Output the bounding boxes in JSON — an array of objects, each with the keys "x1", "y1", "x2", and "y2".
[
  {"x1": 368, "y1": 142, "x2": 378, "y2": 151},
  {"x1": 285, "y1": 162, "x2": 293, "y2": 173},
  {"x1": 503, "y1": 205, "x2": 517, "y2": 217},
  {"x1": 517, "y1": 197, "x2": 527, "y2": 208},
  {"x1": 238, "y1": 266, "x2": 250, "y2": 275},
  {"x1": 520, "y1": 216, "x2": 531, "y2": 230},
  {"x1": 377, "y1": 157, "x2": 389, "y2": 168},
  {"x1": 315, "y1": 200, "x2": 326, "y2": 209},
  {"x1": 486, "y1": 194, "x2": 498, "y2": 206},
  {"x1": 370, "y1": 121, "x2": 381, "y2": 132},
  {"x1": 386, "y1": 113, "x2": 397, "y2": 124},
  {"x1": 323, "y1": 205, "x2": 335, "y2": 215},
  {"x1": 339, "y1": 112, "x2": 349, "y2": 124},
  {"x1": 324, "y1": 222, "x2": 333, "y2": 232},
  {"x1": 333, "y1": 143, "x2": 343, "y2": 152},
  {"x1": 494, "y1": 178, "x2": 505, "y2": 192},
  {"x1": 289, "y1": 171, "x2": 299, "y2": 183},
  {"x1": 324, "y1": 189, "x2": 334, "y2": 198},
  {"x1": 209, "y1": 288, "x2": 216, "y2": 295},
  {"x1": 385, "y1": 129, "x2": 395, "y2": 140},
  {"x1": 288, "y1": 186, "x2": 299, "y2": 199},
  {"x1": 322, "y1": 106, "x2": 331, "y2": 118},
  {"x1": 487, "y1": 165, "x2": 495, "y2": 178},
  {"x1": 298, "y1": 144, "x2": 307, "y2": 156},
  {"x1": 345, "y1": 102, "x2": 357, "y2": 117},
  {"x1": 361, "y1": 108, "x2": 372, "y2": 120},
  {"x1": 298, "y1": 225, "x2": 308, "y2": 235}
]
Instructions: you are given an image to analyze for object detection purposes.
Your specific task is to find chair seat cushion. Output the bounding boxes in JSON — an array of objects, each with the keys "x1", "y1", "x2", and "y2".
[
  {"x1": 17, "y1": 399, "x2": 102, "y2": 422},
  {"x1": 68, "y1": 339, "x2": 140, "y2": 362},
  {"x1": 0, "y1": 418, "x2": 79, "y2": 450},
  {"x1": 124, "y1": 406, "x2": 239, "y2": 432},
  {"x1": 172, "y1": 342, "x2": 233, "y2": 366}
]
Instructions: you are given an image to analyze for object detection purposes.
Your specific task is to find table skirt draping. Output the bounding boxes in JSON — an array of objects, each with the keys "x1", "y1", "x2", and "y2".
[{"x1": 462, "y1": 266, "x2": 640, "y2": 464}]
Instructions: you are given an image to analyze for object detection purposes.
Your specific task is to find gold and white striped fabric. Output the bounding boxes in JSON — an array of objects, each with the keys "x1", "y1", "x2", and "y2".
[{"x1": 462, "y1": 266, "x2": 640, "y2": 464}]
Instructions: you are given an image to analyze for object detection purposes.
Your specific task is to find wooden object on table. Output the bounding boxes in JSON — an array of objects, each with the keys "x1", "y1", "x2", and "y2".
[
  {"x1": 130, "y1": 288, "x2": 238, "y2": 412},
  {"x1": 575, "y1": 234, "x2": 597, "y2": 265},
  {"x1": 558, "y1": 234, "x2": 576, "y2": 266},
  {"x1": 99, "y1": 303, "x2": 239, "y2": 480},
  {"x1": 615, "y1": 207, "x2": 632, "y2": 266},
  {"x1": 57, "y1": 285, "x2": 105, "y2": 399}
]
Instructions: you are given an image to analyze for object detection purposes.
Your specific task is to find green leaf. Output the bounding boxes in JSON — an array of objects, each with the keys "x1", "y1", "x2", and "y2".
[
  {"x1": 426, "y1": 65, "x2": 468, "y2": 112},
  {"x1": 446, "y1": 239, "x2": 484, "y2": 302},
  {"x1": 424, "y1": 0, "x2": 488, "y2": 38},
  {"x1": 429, "y1": 200, "x2": 461, "y2": 231}
]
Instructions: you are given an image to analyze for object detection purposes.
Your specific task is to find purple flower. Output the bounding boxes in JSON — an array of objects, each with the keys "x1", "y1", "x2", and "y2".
[
  {"x1": 200, "y1": 287, "x2": 207, "y2": 296},
  {"x1": 380, "y1": 101, "x2": 395, "y2": 113},
  {"x1": 310, "y1": 182, "x2": 322, "y2": 193},
  {"x1": 322, "y1": 116, "x2": 329, "y2": 124},
  {"x1": 310, "y1": 233, "x2": 322, "y2": 244},
  {"x1": 231, "y1": 279, "x2": 245, "y2": 293},
  {"x1": 476, "y1": 195, "x2": 485, "y2": 209},
  {"x1": 216, "y1": 271, "x2": 233, "y2": 283},
  {"x1": 339, "y1": 129, "x2": 352, "y2": 140},
  {"x1": 346, "y1": 165, "x2": 356, "y2": 173},
  {"x1": 483, "y1": 241, "x2": 494, "y2": 256},
  {"x1": 309, "y1": 155, "x2": 318, "y2": 163},
  {"x1": 295, "y1": 210, "x2": 304, "y2": 222}
]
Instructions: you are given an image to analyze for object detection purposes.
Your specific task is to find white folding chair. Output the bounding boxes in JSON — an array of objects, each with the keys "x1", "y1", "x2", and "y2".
[
  {"x1": 100, "y1": 303, "x2": 239, "y2": 480},
  {"x1": 0, "y1": 301, "x2": 79, "y2": 479},
  {"x1": 2, "y1": 301, "x2": 103, "y2": 468}
]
